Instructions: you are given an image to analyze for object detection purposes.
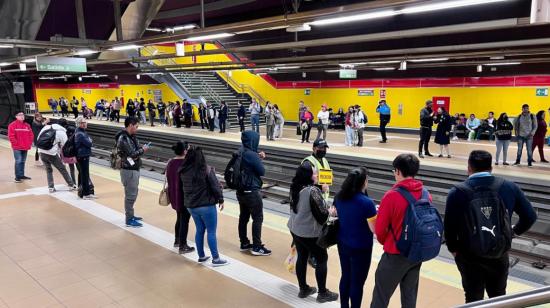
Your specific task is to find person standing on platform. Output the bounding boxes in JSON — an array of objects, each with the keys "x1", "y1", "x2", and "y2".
[
  {"x1": 80, "y1": 97, "x2": 87, "y2": 115},
  {"x1": 444, "y1": 150, "x2": 537, "y2": 304},
  {"x1": 70, "y1": 96, "x2": 79, "y2": 118},
  {"x1": 418, "y1": 100, "x2": 434, "y2": 158},
  {"x1": 115, "y1": 117, "x2": 150, "y2": 227},
  {"x1": 344, "y1": 106, "x2": 354, "y2": 146},
  {"x1": 434, "y1": 107, "x2": 452, "y2": 158},
  {"x1": 180, "y1": 147, "x2": 228, "y2": 266},
  {"x1": 237, "y1": 102, "x2": 246, "y2": 132},
  {"x1": 249, "y1": 99, "x2": 261, "y2": 133},
  {"x1": 532, "y1": 110, "x2": 548, "y2": 163},
  {"x1": 74, "y1": 116, "x2": 94, "y2": 200},
  {"x1": 8, "y1": 111, "x2": 33, "y2": 183},
  {"x1": 301, "y1": 106, "x2": 314, "y2": 143},
  {"x1": 376, "y1": 100, "x2": 391, "y2": 143},
  {"x1": 371, "y1": 154, "x2": 429, "y2": 308},
  {"x1": 58, "y1": 118, "x2": 78, "y2": 185},
  {"x1": 265, "y1": 102, "x2": 275, "y2": 140},
  {"x1": 334, "y1": 167, "x2": 377, "y2": 308},
  {"x1": 274, "y1": 104, "x2": 284, "y2": 139},
  {"x1": 60, "y1": 97, "x2": 69, "y2": 118},
  {"x1": 31, "y1": 113, "x2": 47, "y2": 166},
  {"x1": 125, "y1": 99, "x2": 135, "y2": 119},
  {"x1": 147, "y1": 99, "x2": 157, "y2": 127},
  {"x1": 104, "y1": 100, "x2": 111, "y2": 121},
  {"x1": 218, "y1": 101, "x2": 228, "y2": 133},
  {"x1": 494, "y1": 113, "x2": 513, "y2": 166},
  {"x1": 514, "y1": 104, "x2": 537, "y2": 166},
  {"x1": 37, "y1": 122, "x2": 76, "y2": 193},
  {"x1": 184, "y1": 100, "x2": 193, "y2": 128},
  {"x1": 207, "y1": 102, "x2": 216, "y2": 131},
  {"x1": 301, "y1": 138, "x2": 332, "y2": 200},
  {"x1": 237, "y1": 130, "x2": 271, "y2": 256},
  {"x1": 199, "y1": 102, "x2": 208, "y2": 130},
  {"x1": 157, "y1": 99, "x2": 167, "y2": 127},
  {"x1": 112, "y1": 97, "x2": 121, "y2": 123},
  {"x1": 316, "y1": 104, "x2": 330, "y2": 140},
  {"x1": 173, "y1": 101, "x2": 182, "y2": 128},
  {"x1": 95, "y1": 99, "x2": 105, "y2": 120},
  {"x1": 287, "y1": 163, "x2": 339, "y2": 303},
  {"x1": 166, "y1": 141, "x2": 195, "y2": 254},
  {"x1": 139, "y1": 98, "x2": 147, "y2": 124},
  {"x1": 49, "y1": 98, "x2": 59, "y2": 116},
  {"x1": 297, "y1": 101, "x2": 306, "y2": 136},
  {"x1": 167, "y1": 102, "x2": 175, "y2": 127},
  {"x1": 352, "y1": 105, "x2": 366, "y2": 147}
]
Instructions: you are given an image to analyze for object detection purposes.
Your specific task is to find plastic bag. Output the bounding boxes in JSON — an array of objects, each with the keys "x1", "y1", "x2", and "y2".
[{"x1": 285, "y1": 246, "x2": 297, "y2": 274}]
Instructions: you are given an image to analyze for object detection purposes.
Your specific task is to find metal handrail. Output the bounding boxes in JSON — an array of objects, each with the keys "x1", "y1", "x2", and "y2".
[
  {"x1": 455, "y1": 285, "x2": 550, "y2": 308},
  {"x1": 176, "y1": 72, "x2": 222, "y2": 104},
  {"x1": 218, "y1": 71, "x2": 266, "y2": 104}
]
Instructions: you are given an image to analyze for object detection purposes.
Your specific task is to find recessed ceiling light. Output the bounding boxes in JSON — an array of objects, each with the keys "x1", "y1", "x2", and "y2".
[
  {"x1": 109, "y1": 45, "x2": 143, "y2": 51},
  {"x1": 409, "y1": 58, "x2": 449, "y2": 63},
  {"x1": 186, "y1": 33, "x2": 235, "y2": 42}
]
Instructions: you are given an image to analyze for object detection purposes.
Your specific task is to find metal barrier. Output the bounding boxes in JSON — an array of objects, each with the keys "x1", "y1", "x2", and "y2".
[
  {"x1": 455, "y1": 285, "x2": 550, "y2": 308},
  {"x1": 218, "y1": 71, "x2": 266, "y2": 104}
]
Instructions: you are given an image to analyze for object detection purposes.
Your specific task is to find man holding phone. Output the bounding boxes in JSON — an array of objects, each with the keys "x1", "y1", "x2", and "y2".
[{"x1": 115, "y1": 117, "x2": 150, "y2": 227}]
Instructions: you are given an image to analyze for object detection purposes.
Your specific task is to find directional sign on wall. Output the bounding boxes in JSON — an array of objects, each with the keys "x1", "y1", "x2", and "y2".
[
  {"x1": 36, "y1": 56, "x2": 87, "y2": 73},
  {"x1": 536, "y1": 88, "x2": 548, "y2": 97}
]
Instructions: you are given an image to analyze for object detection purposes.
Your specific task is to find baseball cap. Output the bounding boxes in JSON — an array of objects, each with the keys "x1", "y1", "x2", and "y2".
[{"x1": 313, "y1": 139, "x2": 329, "y2": 148}]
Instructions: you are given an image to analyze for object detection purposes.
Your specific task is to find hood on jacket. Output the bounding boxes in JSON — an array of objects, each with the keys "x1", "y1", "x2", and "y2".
[
  {"x1": 114, "y1": 129, "x2": 129, "y2": 141},
  {"x1": 241, "y1": 130, "x2": 259, "y2": 152},
  {"x1": 392, "y1": 178, "x2": 424, "y2": 193}
]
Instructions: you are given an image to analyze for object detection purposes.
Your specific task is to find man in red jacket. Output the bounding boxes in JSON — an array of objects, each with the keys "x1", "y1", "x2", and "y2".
[
  {"x1": 8, "y1": 111, "x2": 34, "y2": 183},
  {"x1": 371, "y1": 153, "x2": 431, "y2": 308}
]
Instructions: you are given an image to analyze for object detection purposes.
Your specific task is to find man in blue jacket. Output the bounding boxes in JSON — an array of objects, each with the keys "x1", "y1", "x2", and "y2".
[
  {"x1": 74, "y1": 116, "x2": 94, "y2": 200},
  {"x1": 376, "y1": 100, "x2": 391, "y2": 143},
  {"x1": 445, "y1": 150, "x2": 537, "y2": 303},
  {"x1": 237, "y1": 130, "x2": 271, "y2": 256}
]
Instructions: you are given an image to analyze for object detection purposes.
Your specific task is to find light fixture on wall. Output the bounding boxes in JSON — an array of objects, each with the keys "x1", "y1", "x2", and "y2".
[
  {"x1": 19, "y1": 63, "x2": 26, "y2": 71},
  {"x1": 114, "y1": 75, "x2": 119, "y2": 80},
  {"x1": 302, "y1": 72, "x2": 307, "y2": 78},
  {"x1": 399, "y1": 61, "x2": 407, "y2": 70},
  {"x1": 136, "y1": 74, "x2": 141, "y2": 80},
  {"x1": 109, "y1": 45, "x2": 143, "y2": 51},
  {"x1": 477, "y1": 65, "x2": 483, "y2": 72},
  {"x1": 175, "y1": 41, "x2": 185, "y2": 56},
  {"x1": 78, "y1": 76, "x2": 82, "y2": 81}
]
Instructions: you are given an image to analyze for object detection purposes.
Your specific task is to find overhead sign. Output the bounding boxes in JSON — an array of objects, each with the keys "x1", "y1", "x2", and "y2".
[
  {"x1": 37, "y1": 56, "x2": 87, "y2": 73},
  {"x1": 13, "y1": 82, "x2": 24, "y2": 94},
  {"x1": 339, "y1": 69, "x2": 357, "y2": 79},
  {"x1": 536, "y1": 88, "x2": 548, "y2": 97},
  {"x1": 358, "y1": 89, "x2": 374, "y2": 96}
]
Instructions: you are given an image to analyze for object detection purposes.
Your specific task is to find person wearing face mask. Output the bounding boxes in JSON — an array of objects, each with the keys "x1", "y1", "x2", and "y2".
[
  {"x1": 494, "y1": 113, "x2": 513, "y2": 166},
  {"x1": 301, "y1": 139, "x2": 331, "y2": 200}
]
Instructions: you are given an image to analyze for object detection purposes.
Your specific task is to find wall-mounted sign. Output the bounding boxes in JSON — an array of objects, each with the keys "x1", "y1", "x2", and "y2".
[
  {"x1": 304, "y1": 88, "x2": 311, "y2": 95},
  {"x1": 398, "y1": 103, "x2": 404, "y2": 115},
  {"x1": 536, "y1": 88, "x2": 548, "y2": 96},
  {"x1": 82, "y1": 89, "x2": 91, "y2": 94},
  {"x1": 37, "y1": 56, "x2": 87, "y2": 72},
  {"x1": 358, "y1": 89, "x2": 374, "y2": 96},
  {"x1": 339, "y1": 69, "x2": 357, "y2": 79},
  {"x1": 13, "y1": 82, "x2": 24, "y2": 94},
  {"x1": 380, "y1": 89, "x2": 386, "y2": 99}
]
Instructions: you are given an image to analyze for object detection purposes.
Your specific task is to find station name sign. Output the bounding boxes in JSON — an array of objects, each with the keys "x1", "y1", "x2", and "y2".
[
  {"x1": 37, "y1": 56, "x2": 87, "y2": 73},
  {"x1": 339, "y1": 69, "x2": 357, "y2": 79}
]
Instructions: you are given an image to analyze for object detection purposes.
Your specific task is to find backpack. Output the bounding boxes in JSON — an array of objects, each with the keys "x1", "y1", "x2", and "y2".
[
  {"x1": 454, "y1": 178, "x2": 512, "y2": 259},
  {"x1": 36, "y1": 127, "x2": 57, "y2": 150},
  {"x1": 224, "y1": 151, "x2": 244, "y2": 190},
  {"x1": 391, "y1": 187, "x2": 443, "y2": 263},
  {"x1": 62, "y1": 134, "x2": 76, "y2": 158},
  {"x1": 110, "y1": 136, "x2": 122, "y2": 170}
]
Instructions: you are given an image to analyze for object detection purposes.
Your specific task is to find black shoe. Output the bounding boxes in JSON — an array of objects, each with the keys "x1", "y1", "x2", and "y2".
[
  {"x1": 317, "y1": 290, "x2": 338, "y2": 303},
  {"x1": 495, "y1": 162, "x2": 499, "y2": 166},
  {"x1": 174, "y1": 239, "x2": 180, "y2": 248},
  {"x1": 240, "y1": 243, "x2": 253, "y2": 252},
  {"x1": 438, "y1": 154, "x2": 443, "y2": 158},
  {"x1": 379, "y1": 140, "x2": 387, "y2": 143},
  {"x1": 14, "y1": 178, "x2": 22, "y2": 183},
  {"x1": 20, "y1": 176, "x2": 31, "y2": 180},
  {"x1": 532, "y1": 159, "x2": 537, "y2": 163},
  {"x1": 528, "y1": 163, "x2": 533, "y2": 167},
  {"x1": 513, "y1": 161, "x2": 520, "y2": 166},
  {"x1": 251, "y1": 245, "x2": 272, "y2": 256},
  {"x1": 503, "y1": 162, "x2": 509, "y2": 166},
  {"x1": 179, "y1": 245, "x2": 195, "y2": 254},
  {"x1": 542, "y1": 160, "x2": 549, "y2": 163},
  {"x1": 425, "y1": 153, "x2": 433, "y2": 157},
  {"x1": 298, "y1": 286, "x2": 317, "y2": 299}
]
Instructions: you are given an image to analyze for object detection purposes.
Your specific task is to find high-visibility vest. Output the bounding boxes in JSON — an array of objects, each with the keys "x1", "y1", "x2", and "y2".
[{"x1": 302, "y1": 155, "x2": 332, "y2": 200}]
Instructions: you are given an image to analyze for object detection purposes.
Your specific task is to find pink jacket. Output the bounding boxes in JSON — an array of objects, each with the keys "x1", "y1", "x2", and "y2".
[{"x1": 8, "y1": 120, "x2": 34, "y2": 151}]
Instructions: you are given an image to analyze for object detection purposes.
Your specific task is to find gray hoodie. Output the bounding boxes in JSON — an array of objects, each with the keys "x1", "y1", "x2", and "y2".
[{"x1": 514, "y1": 112, "x2": 537, "y2": 138}]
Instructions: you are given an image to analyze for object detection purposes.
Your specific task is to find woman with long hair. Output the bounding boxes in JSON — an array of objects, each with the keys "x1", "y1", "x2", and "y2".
[
  {"x1": 287, "y1": 164, "x2": 338, "y2": 303},
  {"x1": 180, "y1": 147, "x2": 227, "y2": 266},
  {"x1": 434, "y1": 107, "x2": 452, "y2": 158},
  {"x1": 334, "y1": 167, "x2": 377, "y2": 308},
  {"x1": 494, "y1": 112, "x2": 513, "y2": 165},
  {"x1": 532, "y1": 110, "x2": 548, "y2": 163}
]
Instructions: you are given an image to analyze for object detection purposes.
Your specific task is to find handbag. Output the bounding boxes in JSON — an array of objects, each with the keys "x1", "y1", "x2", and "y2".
[
  {"x1": 159, "y1": 161, "x2": 171, "y2": 206},
  {"x1": 284, "y1": 245, "x2": 298, "y2": 274},
  {"x1": 316, "y1": 218, "x2": 339, "y2": 249},
  {"x1": 296, "y1": 125, "x2": 301, "y2": 135}
]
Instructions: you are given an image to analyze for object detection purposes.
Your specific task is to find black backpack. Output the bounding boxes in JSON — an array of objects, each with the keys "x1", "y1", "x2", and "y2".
[
  {"x1": 224, "y1": 151, "x2": 244, "y2": 190},
  {"x1": 36, "y1": 127, "x2": 57, "y2": 150},
  {"x1": 454, "y1": 178, "x2": 512, "y2": 259},
  {"x1": 62, "y1": 134, "x2": 76, "y2": 158}
]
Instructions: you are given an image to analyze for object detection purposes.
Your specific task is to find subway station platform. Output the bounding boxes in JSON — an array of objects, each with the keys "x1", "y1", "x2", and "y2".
[{"x1": 0, "y1": 134, "x2": 545, "y2": 307}]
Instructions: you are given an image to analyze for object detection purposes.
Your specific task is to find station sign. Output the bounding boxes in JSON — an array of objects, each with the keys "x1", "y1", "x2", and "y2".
[
  {"x1": 358, "y1": 89, "x2": 374, "y2": 96},
  {"x1": 304, "y1": 88, "x2": 311, "y2": 95},
  {"x1": 536, "y1": 88, "x2": 548, "y2": 97},
  {"x1": 339, "y1": 69, "x2": 357, "y2": 79},
  {"x1": 37, "y1": 56, "x2": 87, "y2": 73}
]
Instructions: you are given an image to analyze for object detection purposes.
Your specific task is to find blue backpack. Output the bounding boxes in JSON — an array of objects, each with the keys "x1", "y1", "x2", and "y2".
[{"x1": 391, "y1": 187, "x2": 443, "y2": 263}]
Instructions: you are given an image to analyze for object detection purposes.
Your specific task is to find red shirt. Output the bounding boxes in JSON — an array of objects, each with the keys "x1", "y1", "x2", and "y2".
[
  {"x1": 375, "y1": 178, "x2": 432, "y2": 254},
  {"x1": 8, "y1": 120, "x2": 34, "y2": 151}
]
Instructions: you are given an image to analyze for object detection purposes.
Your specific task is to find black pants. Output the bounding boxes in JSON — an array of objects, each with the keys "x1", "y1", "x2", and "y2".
[
  {"x1": 72, "y1": 107, "x2": 79, "y2": 118},
  {"x1": 175, "y1": 116, "x2": 181, "y2": 128},
  {"x1": 455, "y1": 253, "x2": 509, "y2": 303},
  {"x1": 292, "y1": 233, "x2": 328, "y2": 293},
  {"x1": 219, "y1": 118, "x2": 226, "y2": 133},
  {"x1": 68, "y1": 163, "x2": 77, "y2": 185},
  {"x1": 371, "y1": 253, "x2": 421, "y2": 308},
  {"x1": 301, "y1": 126, "x2": 311, "y2": 142},
  {"x1": 77, "y1": 157, "x2": 91, "y2": 197},
  {"x1": 418, "y1": 127, "x2": 432, "y2": 154},
  {"x1": 380, "y1": 116, "x2": 390, "y2": 142},
  {"x1": 175, "y1": 209, "x2": 191, "y2": 246},
  {"x1": 208, "y1": 118, "x2": 215, "y2": 131},
  {"x1": 113, "y1": 110, "x2": 120, "y2": 122},
  {"x1": 149, "y1": 113, "x2": 155, "y2": 126},
  {"x1": 356, "y1": 128, "x2": 364, "y2": 147},
  {"x1": 61, "y1": 107, "x2": 69, "y2": 117},
  {"x1": 237, "y1": 190, "x2": 264, "y2": 247},
  {"x1": 338, "y1": 243, "x2": 372, "y2": 308},
  {"x1": 184, "y1": 116, "x2": 192, "y2": 128},
  {"x1": 200, "y1": 116, "x2": 206, "y2": 129},
  {"x1": 239, "y1": 117, "x2": 245, "y2": 132}
]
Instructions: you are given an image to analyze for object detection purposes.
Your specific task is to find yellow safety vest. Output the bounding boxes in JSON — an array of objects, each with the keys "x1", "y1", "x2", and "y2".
[{"x1": 302, "y1": 155, "x2": 332, "y2": 200}]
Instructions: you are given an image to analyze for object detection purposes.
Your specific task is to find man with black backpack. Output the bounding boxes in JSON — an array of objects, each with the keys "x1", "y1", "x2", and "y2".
[
  {"x1": 371, "y1": 153, "x2": 443, "y2": 308},
  {"x1": 445, "y1": 150, "x2": 537, "y2": 303}
]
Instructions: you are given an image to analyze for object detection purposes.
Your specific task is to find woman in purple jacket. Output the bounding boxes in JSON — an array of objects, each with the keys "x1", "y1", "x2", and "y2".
[{"x1": 165, "y1": 141, "x2": 195, "y2": 254}]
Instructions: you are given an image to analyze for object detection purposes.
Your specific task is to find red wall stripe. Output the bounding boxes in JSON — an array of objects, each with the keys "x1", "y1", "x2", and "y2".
[{"x1": 35, "y1": 83, "x2": 120, "y2": 89}]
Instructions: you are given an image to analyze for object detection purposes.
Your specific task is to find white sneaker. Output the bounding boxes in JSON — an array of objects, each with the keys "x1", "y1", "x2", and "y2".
[
  {"x1": 69, "y1": 185, "x2": 77, "y2": 191},
  {"x1": 452, "y1": 136, "x2": 458, "y2": 141},
  {"x1": 48, "y1": 188, "x2": 56, "y2": 193}
]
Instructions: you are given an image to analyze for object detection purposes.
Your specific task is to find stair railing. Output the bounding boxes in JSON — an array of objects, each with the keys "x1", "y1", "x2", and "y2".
[{"x1": 218, "y1": 71, "x2": 266, "y2": 105}]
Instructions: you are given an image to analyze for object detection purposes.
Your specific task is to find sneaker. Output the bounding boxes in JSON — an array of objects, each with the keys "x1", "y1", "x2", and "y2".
[
  {"x1": 198, "y1": 256, "x2": 211, "y2": 263},
  {"x1": 20, "y1": 176, "x2": 31, "y2": 180},
  {"x1": 83, "y1": 195, "x2": 96, "y2": 200},
  {"x1": 447, "y1": 155, "x2": 452, "y2": 159},
  {"x1": 379, "y1": 140, "x2": 387, "y2": 143},
  {"x1": 425, "y1": 153, "x2": 433, "y2": 157},
  {"x1": 125, "y1": 219, "x2": 143, "y2": 228},
  {"x1": 178, "y1": 245, "x2": 195, "y2": 254},
  {"x1": 316, "y1": 290, "x2": 339, "y2": 303},
  {"x1": 542, "y1": 160, "x2": 549, "y2": 163},
  {"x1": 513, "y1": 161, "x2": 520, "y2": 166},
  {"x1": 211, "y1": 258, "x2": 229, "y2": 267},
  {"x1": 495, "y1": 162, "x2": 499, "y2": 166},
  {"x1": 528, "y1": 163, "x2": 532, "y2": 167},
  {"x1": 438, "y1": 154, "x2": 443, "y2": 158},
  {"x1": 132, "y1": 216, "x2": 143, "y2": 221},
  {"x1": 240, "y1": 243, "x2": 253, "y2": 252},
  {"x1": 48, "y1": 187, "x2": 56, "y2": 193},
  {"x1": 298, "y1": 286, "x2": 317, "y2": 298},
  {"x1": 173, "y1": 240, "x2": 180, "y2": 248},
  {"x1": 251, "y1": 245, "x2": 272, "y2": 256},
  {"x1": 14, "y1": 178, "x2": 22, "y2": 183},
  {"x1": 418, "y1": 154, "x2": 424, "y2": 159},
  {"x1": 452, "y1": 136, "x2": 458, "y2": 141},
  {"x1": 503, "y1": 162, "x2": 509, "y2": 166},
  {"x1": 69, "y1": 185, "x2": 77, "y2": 191}
]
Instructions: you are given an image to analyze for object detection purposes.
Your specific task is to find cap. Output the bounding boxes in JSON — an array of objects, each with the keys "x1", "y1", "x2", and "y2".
[
  {"x1": 313, "y1": 139, "x2": 329, "y2": 148},
  {"x1": 426, "y1": 100, "x2": 433, "y2": 105}
]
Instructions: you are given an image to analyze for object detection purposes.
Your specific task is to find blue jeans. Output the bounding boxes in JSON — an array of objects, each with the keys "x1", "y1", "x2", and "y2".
[
  {"x1": 338, "y1": 243, "x2": 372, "y2": 308},
  {"x1": 516, "y1": 136, "x2": 533, "y2": 163},
  {"x1": 13, "y1": 150, "x2": 28, "y2": 179},
  {"x1": 251, "y1": 114, "x2": 260, "y2": 133},
  {"x1": 188, "y1": 205, "x2": 219, "y2": 259}
]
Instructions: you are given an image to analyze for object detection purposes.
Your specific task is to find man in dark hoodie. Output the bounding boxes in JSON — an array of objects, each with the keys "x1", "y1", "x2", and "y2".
[
  {"x1": 237, "y1": 130, "x2": 271, "y2": 256},
  {"x1": 116, "y1": 117, "x2": 150, "y2": 228}
]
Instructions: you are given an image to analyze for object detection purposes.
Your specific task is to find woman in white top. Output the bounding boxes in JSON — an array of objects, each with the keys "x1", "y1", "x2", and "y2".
[
  {"x1": 274, "y1": 104, "x2": 285, "y2": 139},
  {"x1": 317, "y1": 104, "x2": 330, "y2": 140}
]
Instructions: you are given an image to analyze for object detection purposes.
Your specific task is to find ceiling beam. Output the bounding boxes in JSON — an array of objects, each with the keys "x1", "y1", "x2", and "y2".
[{"x1": 155, "y1": 0, "x2": 256, "y2": 20}]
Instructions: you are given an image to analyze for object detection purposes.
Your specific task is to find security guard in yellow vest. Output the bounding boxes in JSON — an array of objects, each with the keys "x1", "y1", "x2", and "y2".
[{"x1": 301, "y1": 138, "x2": 332, "y2": 200}]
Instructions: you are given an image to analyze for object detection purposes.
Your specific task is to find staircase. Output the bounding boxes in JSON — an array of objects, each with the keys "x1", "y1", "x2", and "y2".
[{"x1": 171, "y1": 72, "x2": 265, "y2": 128}]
